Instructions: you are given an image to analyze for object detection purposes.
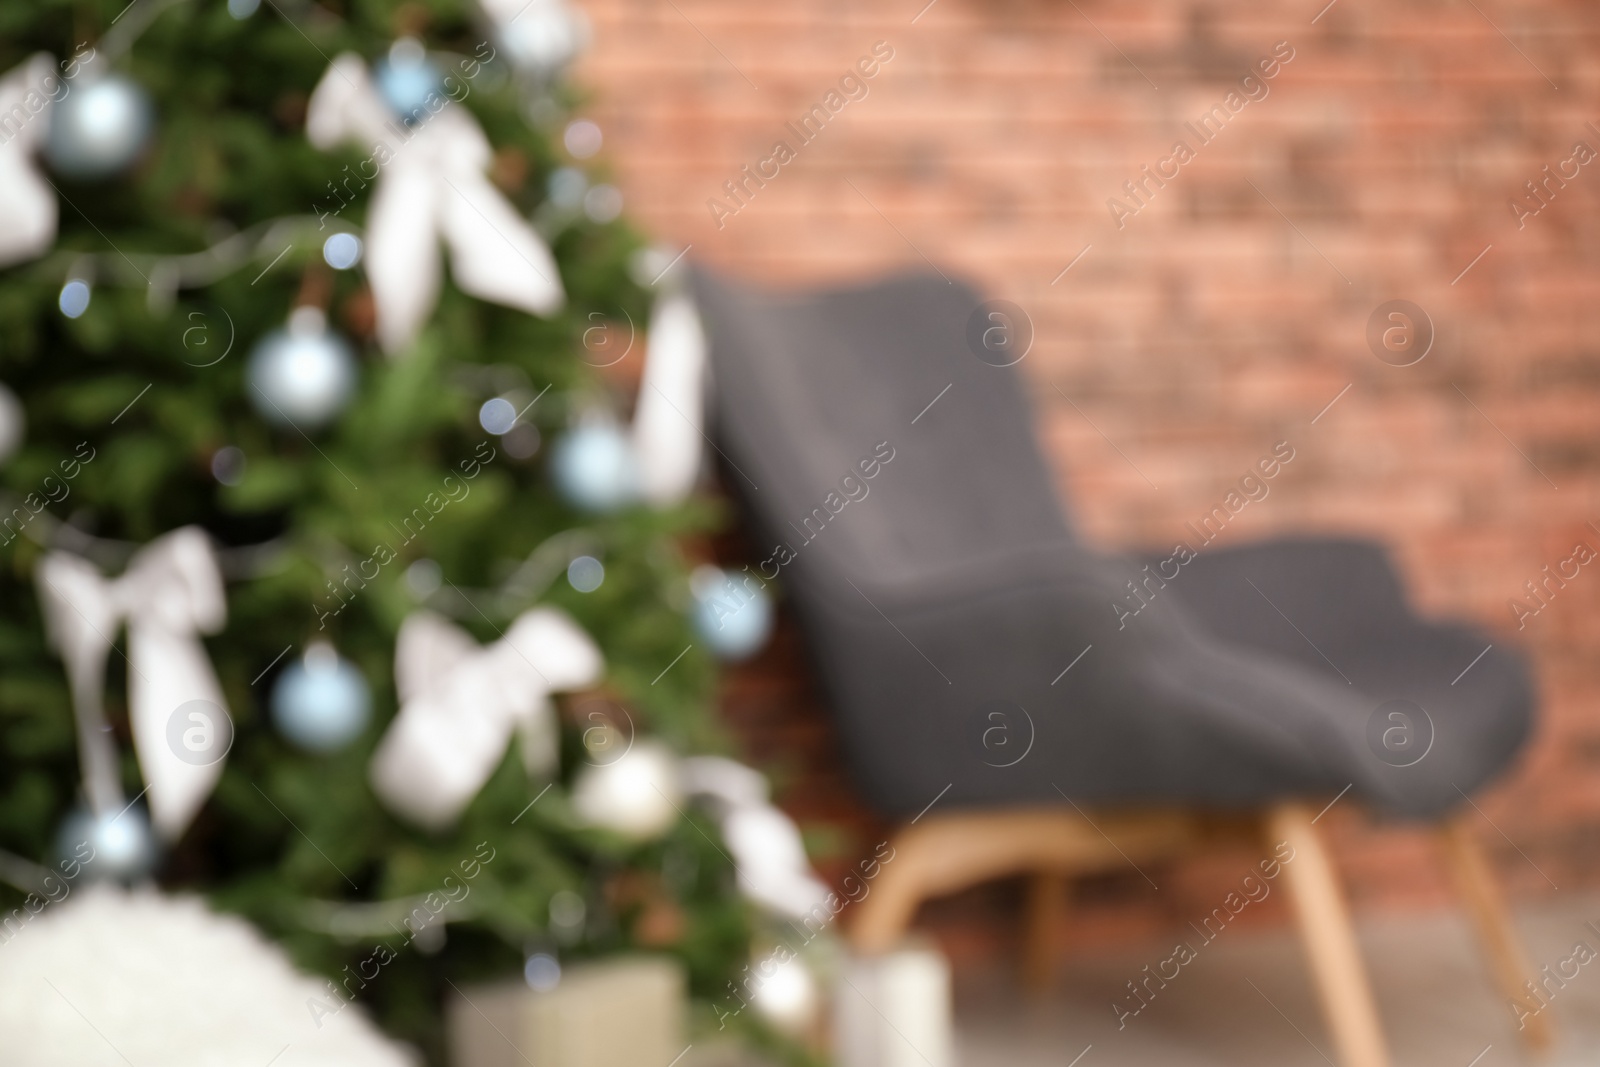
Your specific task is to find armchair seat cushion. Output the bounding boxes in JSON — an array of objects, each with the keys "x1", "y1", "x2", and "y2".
[
  {"x1": 791, "y1": 538, "x2": 1529, "y2": 823},
  {"x1": 1146, "y1": 536, "x2": 1534, "y2": 819}
]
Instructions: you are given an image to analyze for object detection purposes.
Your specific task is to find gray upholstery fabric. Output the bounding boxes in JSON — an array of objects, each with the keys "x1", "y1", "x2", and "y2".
[{"x1": 690, "y1": 267, "x2": 1533, "y2": 821}]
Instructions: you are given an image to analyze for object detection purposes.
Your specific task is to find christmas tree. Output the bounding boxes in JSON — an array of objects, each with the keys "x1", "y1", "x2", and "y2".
[{"x1": 0, "y1": 1, "x2": 788, "y2": 1061}]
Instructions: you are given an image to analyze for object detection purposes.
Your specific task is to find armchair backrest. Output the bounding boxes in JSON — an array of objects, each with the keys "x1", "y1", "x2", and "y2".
[{"x1": 690, "y1": 268, "x2": 1074, "y2": 592}]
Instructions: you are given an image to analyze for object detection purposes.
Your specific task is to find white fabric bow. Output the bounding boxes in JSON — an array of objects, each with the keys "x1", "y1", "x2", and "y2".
[
  {"x1": 0, "y1": 53, "x2": 61, "y2": 269},
  {"x1": 680, "y1": 756, "x2": 832, "y2": 920},
  {"x1": 35, "y1": 527, "x2": 230, "y2": 840},
  {"x1": 370, "y1": 607, "x2": 602, "y2": 830},
  {"x1": 570, "y1": 748, "x2": 830, "y2": 919},
  {"x1": 305, "y1": 53, "x2": 565, "y2": 355}
]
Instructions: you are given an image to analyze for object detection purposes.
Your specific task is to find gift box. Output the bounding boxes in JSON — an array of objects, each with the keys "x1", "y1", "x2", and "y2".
[
  {"x1": 833, "y1": 943, "x2": 952, "y2": 1067},
  {"x1": 448, "y1": 956, "x2": 685, "y2": 1067}
]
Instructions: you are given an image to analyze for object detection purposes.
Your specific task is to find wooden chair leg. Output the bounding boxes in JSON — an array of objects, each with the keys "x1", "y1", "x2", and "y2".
[
  {"x1": 1438, "y1": 812, "x2": 1555, "y2": 1052},
  {"x1": 1267, "y1": 802, "x2": 1390, "y2": 1067},
  {"x1": 851, "y1": 832, "x2": 935, "y2": 955},
  {"x1": 1021, "y1": 870, "x2": 1067, "y2": 994}
]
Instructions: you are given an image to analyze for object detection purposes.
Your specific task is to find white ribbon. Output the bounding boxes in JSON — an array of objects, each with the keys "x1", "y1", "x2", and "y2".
[
  {"x1": 633, "y1": 287, "x2": 708, "y2": 505},
  {"x1": 680, "y1": 756, "x2": 831, "y2": 920},
  {"x1": 306, "y1": 53, "x2": 565, "y2": 355},
  {"x1": 370, "y1": 607, "x2": 602, "y2": 830},
  {"x1": 35, "y1": 527, "x2": 229, "y2": 841},
  {"x1": 570, "y1": 748, "x2": 830, "y2": 918},
  {"x1": 0, "y1": 53, "x2": 60, "y2": 269}
]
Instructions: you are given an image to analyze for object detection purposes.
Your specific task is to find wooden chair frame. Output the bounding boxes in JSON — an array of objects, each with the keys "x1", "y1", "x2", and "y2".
[{"x1": 848, "y1": 802, "x2": 1551, "y2": 1067}]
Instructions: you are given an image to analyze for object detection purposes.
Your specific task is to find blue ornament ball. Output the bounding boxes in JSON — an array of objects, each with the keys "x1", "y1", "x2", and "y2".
[
  {"x1": 567, "y1": 554, "x2": 605, "y2": 593},
  {"x1": 322, "y1": 232, "x2": 363, "y2": 270},
  {"x1": 689, "y1": 565, "x2": 774, "y2": 661},
  {"x1": 58, "y1": 278, "x2": 91, "y2": 318},
  {"x1": 247, "y1": 307, "x2": 357, "y2": 429},
  {"x1": 524, "y1": 952, "x2": 562, "y2": 991},
  {"x1": 550, "y1": 420, "x2": 638, "y2": 512},
  {"x1": 479, "y1": 397, "x2": 518, "y2": 435},
  {"x1": 374, "y1": 38, "x2": 443, "y2": 125},
  {"x1": 499, "y1": 2, "x2": 586, "y2": 75},
  {"x1": 45, "y1": 74, "x2": 155, "y2": 179},
  {"x1": 55, "y1": 804, "x2": 158, "y2": 882},
  {"x1": 272, "y1": 642, "x2": 371, "y2": 753},
  {"x1": 547, "y1": 166, "x2": 588, "y2": 211}
]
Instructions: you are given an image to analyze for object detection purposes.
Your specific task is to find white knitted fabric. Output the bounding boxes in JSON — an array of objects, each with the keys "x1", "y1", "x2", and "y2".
[{"x1": 0, "y1": 885, "x2": 413, "y2": 1067}]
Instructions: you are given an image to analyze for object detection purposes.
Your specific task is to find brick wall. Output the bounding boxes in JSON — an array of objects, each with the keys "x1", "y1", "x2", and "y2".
[{"x1": 577, "y1": 0, "x2": 1600, "y2": 959}]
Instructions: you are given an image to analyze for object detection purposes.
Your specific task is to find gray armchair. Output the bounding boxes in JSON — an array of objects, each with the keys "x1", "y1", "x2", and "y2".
[{"x1": 688, "y1": 266, "x2": 1544, "y2": 1067}]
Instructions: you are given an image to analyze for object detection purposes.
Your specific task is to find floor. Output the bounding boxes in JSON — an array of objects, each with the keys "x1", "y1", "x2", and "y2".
[{"x1": 954, "y1": 895, "x2": 1600, "y2": 1067}]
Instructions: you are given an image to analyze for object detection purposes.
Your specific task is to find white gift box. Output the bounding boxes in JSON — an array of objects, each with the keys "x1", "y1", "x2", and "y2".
[
  {"x1": 833, "y1": 943, "x2": 952, "y2": 1067},
  {"x1": 448, "y1": 956, "x2": 684, "y2": 1067}
]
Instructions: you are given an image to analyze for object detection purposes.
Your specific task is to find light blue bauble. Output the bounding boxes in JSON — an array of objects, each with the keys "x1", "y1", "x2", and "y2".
[
  {"x1": 58, "y1": 279, "x2": 91, "y2": 318},
  {"x1": 689, "y1": 565, "x2": 774, "y2": 661},
  {"x1": 55, "y1": 804, "x2": 157, "y2": 882},
  {"x1": 567, "y1": 554, "x2": 605, "y2": 593},
  {"x1": 271, "y1": 643, "x2": 371, "y2": 754},
  {"x1": 499, "y1": 3, "x2": 587, "y2": 75},
  {"x1": 524, "y1": 952, "x2": 561, "y2": 991},
  {"x1": 551, "y1": 421, "x2": 638, "y2": 512},
  {"x1": 374, "y1": 39, "x2": 444, "y2": 125},
  {"x1": 479, "y1": 397, "x2": 518, "y2": 435},
  {"x1": 45, "y1": 74, "x2": 154, "y2": 179},
  {"x1": 322, "y1": 232, "x2": 362, "y2": 270},
  {"x1": 247, "y1": 308, "x2": 357, "y2": 429},
  {"x1": 547, "y1": 166, "x2": 588, "y2": 211}
]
